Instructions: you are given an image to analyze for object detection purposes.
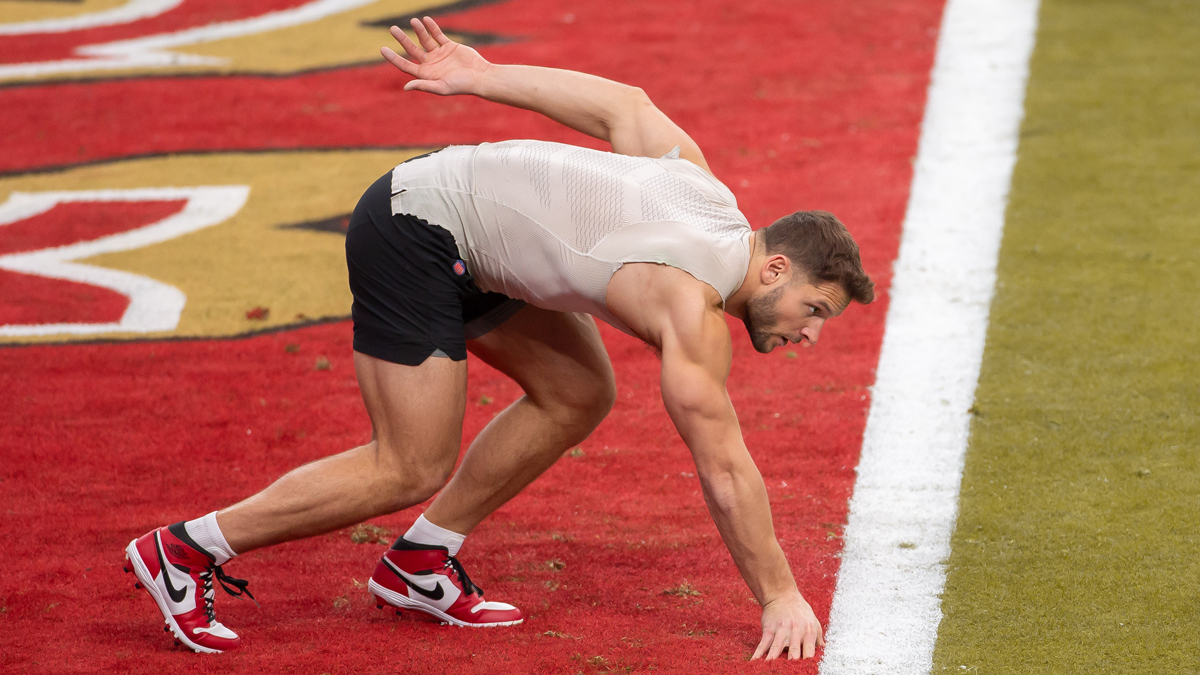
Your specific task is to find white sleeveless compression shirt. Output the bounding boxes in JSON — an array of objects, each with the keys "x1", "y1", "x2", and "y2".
[{"x1": 389, "y1": 139, "x2": 752, "y2": 335}]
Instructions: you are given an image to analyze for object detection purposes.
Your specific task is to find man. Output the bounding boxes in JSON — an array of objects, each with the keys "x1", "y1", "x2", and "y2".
[{"x1": 123, "y1": 17, "x2": 874, "y2": 662}]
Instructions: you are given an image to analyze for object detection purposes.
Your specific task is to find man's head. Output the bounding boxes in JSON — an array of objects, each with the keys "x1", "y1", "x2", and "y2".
[{"x1": 742, "y1": 211, "x2": 874, "y2": 353}]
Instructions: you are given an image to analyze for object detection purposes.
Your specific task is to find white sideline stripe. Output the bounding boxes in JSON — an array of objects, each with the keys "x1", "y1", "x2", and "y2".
[
  {"x1": 0, "y1": 0, "x2": 183, "y2": 36},
  {"x1": 0, "y1": 186, "x2": 249, "y2": 337},
  {"x1": 818, "y1": 1, "x2": 1040, "y2": 673},
  {"x1": 0, "y1": 0, "x2": 379, "y2": 80}
]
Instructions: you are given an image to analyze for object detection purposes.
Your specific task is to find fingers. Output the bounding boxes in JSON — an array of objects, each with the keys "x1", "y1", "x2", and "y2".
[
  {"x1": 756, "y1": 599, "x2": 826, "y2": 661},
  {"x1": 422, "y1": 16, "x2": 452, "y2": 45},
  {"x1": 802, "y1": 622, "x2": 817, "y2": 659},
  {"x1": 389, "y1": 25, "x2": 425, "y2": 63},
  {"x1": 750, "y1": 629, "x2": 773, "y2": 661},
  {"x1": 380, "y1": 47, "x2": 419, "y2": 76},
  {"x1": 411, "y1": 17, "x2": 440, "y2": 53},
  {"x1": 404, "y1": 79, "x2": 451, "y2": 96},
  {"x1": 766, "y1": 623, "x2": 789, "y2": 661}
]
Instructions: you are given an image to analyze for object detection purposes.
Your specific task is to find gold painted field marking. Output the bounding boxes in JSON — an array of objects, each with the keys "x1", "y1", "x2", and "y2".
[
  {"x1": 0, "y1": 0, "x2": 503, "y2": 83},
  {"x1": 0, "y1": 0, "x2": 129, "y2": 26},
  {"x1": 0, "y1": 148, "x2": 430, "y2": 344}
]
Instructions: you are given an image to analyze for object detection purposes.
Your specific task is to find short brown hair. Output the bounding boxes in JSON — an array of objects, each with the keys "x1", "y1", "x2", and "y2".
[{"x1": 761, "y1": 211, "x2": 874, "y2": 304}]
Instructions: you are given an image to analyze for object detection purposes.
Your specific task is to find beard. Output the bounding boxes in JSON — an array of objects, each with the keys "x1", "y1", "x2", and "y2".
[{"x1": 743, "y1": 285, "x2": 784, "y2": 353}]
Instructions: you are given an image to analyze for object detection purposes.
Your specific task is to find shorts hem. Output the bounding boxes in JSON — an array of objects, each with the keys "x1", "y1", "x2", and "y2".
[
  {"x1": 464, "y1": 299, "x2": 527, "y2": 341},
  {"x1": 353, "y1": 339, "x2": 466, "y2": 366}
]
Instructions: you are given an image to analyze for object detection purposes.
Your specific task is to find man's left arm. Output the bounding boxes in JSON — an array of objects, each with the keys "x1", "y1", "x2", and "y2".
[
  {"x1": 381, "y1": 16, "x2": 713, "y2": 174},
  {"x1": 656, "y1": 296, "x2": 825, "y2": 660}
]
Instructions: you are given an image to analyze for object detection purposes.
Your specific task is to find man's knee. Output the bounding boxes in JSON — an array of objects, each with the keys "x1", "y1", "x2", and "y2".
[
  {"x1": 371, "y1": 439, "x2": 456, "y2": 509},
  {"x1": 587, "y1": 368, "x2": 618, "y2": 423},
  {"x1": 540, "y1": 365, "x2": 617, "y2": 435}
]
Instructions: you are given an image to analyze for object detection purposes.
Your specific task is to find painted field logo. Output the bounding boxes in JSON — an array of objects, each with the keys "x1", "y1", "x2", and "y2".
[
  {"x1": 0, "y1": 147, "x2": 430, "y2": 345},
  {"x1": 0, "y1": 0, "x2": 508, "y2": 85},
  {"x1": 0, "y1": 187, "x2": 248, "y2": 338}
]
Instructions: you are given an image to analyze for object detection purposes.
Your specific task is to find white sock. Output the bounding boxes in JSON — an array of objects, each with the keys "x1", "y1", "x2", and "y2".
[
  {"x1": 404, "y1": 514, "x2": 466, "y2": 556},
  {"x1": 183, "y1": 511, "x2": 238, "y2": 565}
]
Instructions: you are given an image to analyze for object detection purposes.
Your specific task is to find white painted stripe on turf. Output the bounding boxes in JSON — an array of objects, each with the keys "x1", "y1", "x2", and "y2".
[
  {"x1": 0, "y1": 186, "x2": 249, "y2": 337},
  {"x1": 818, "y1": 1, "x2": 1040, "y2": 673},
  {"x1": 0, "y1": 0, "x2": 183, "y2": 36}
]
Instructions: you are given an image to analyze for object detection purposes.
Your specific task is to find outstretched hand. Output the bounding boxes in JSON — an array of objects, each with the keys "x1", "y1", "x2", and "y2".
[
  {"x1": 381, "y1": 17, "x2": 491, "y2": 96},
  {"x1": 751, "y1": 591, "x2": 825, "y2": 661}
]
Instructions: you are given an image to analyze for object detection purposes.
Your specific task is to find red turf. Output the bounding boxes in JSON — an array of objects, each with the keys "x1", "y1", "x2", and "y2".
[
  {"x1": 0, "y1": 201, "x2": 186, "y2": 256},
  {"x1": 0, "y1": 270, "x2": 129, "y2": 325},
  {"x1": 0, "y1": 0, "x2": 945, "y2": 672}
]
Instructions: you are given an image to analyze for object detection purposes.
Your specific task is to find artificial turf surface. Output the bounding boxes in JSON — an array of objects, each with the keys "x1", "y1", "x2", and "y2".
[
  {"x1": 0, "y1": 0, "x2": 945, "y2": 672},
  {"x1": 932, "y1": 0, "x2": 1200, "y2": 671}
]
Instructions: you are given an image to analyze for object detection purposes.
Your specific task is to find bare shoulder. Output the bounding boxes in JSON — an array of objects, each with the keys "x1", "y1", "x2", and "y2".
[
  {"x1": 609, "y1": 88, "x2": 714, "y2": 176},
  {"x1": 607, "y1": 263, "x2": 725, "y2": 347}
]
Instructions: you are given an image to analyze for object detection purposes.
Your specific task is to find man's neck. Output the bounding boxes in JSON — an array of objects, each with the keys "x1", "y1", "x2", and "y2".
[{"x1": 725, "y1": 230, "x2": 763, "y2": 320}]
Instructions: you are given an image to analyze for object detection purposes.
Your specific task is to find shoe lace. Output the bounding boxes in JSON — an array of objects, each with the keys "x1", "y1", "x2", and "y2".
[
  {"x1": 443, "y1": 555, "x2": 482, "y2": 597},
  {"x1": 197, "y1": 565, "x2": 258, "y2": 624}
]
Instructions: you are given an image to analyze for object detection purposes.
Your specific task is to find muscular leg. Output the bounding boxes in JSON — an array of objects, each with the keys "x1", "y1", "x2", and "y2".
[
  {"x1": 422, "y1": 306, "x2": 616, "y2": 535},
  {"x1": 217, "y1": 352, "x2": 467, "y2": 553}
]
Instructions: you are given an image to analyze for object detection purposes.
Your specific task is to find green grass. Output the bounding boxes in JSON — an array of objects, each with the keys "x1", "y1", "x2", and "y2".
[{"x1": 932, "y1": 0, "x2": 1200, "y2": 672}]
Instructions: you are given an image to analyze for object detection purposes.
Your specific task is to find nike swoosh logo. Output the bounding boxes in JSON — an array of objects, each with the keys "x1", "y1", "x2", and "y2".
[
  {"x1": 155, "y1": 532, "x2": 189, "y2": 604},
  {"x1": 383, "y1": 557, "x2": 444, "y2": 601}
]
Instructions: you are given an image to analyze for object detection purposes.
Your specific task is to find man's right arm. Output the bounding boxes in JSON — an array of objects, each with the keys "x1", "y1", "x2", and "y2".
[
  {"x1": 608, "y1": 264, "x2": 825, "y2": 660},
  {"x1": 382, "y1": 17, "x2": 712, "y2": 173}
]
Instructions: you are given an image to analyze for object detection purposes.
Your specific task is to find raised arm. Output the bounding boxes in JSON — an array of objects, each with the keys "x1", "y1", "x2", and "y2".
[
  {"x1": 382, "y1": 17, "x2": 712, "y2": 173},
  {"x1": 607, "y1": 265, "x2": 825, "y2": 661}
]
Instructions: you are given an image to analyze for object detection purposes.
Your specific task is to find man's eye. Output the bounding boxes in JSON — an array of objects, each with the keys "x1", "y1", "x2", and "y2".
[{"x1": 809, "y1": 306, "x2": 818, "y2": 315}]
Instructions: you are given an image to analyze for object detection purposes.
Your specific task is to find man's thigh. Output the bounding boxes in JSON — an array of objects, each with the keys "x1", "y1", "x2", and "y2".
[
  {"x1": 466, "y1": 306, "x2": 615, "y2": 414},
  {"x1": 354, "y1": 350, "x2": 468, "y2": 472}
]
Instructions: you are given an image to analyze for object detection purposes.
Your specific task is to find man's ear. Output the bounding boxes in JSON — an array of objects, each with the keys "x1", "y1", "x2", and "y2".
[{"x1": 760, "y1": 253, "x2": 791, "y2": 285}]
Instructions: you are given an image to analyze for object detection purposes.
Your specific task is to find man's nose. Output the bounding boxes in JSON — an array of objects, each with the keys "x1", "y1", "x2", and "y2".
[{"x1": 800, "y1": 319, "x2": 824, "y2": 345}]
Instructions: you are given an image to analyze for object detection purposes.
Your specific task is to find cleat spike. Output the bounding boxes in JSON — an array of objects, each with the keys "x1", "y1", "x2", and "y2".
[
  {"x1": 174, "y1": 639, "x2": 181, "y2": 646},
  {"x1": 123, "y1": 565, "x2": 130, "y2": 573},
  {"x1": 377, "y1": 604, "x2": 384, "y2": 610},
  {"x1": 164, "y1": 625, "x2": 171, "y2": 632},
  {"x1": 134, "y1": 582, "x2": 142, "y2": 589}
]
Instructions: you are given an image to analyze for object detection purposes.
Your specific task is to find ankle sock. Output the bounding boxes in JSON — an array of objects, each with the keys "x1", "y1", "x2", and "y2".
[
  {"x1": 183, "y1": 511, "x2": 238, "y2": 565},
  {"x1": 403, "y1": 514, "x2": 466, "y2": 556}
]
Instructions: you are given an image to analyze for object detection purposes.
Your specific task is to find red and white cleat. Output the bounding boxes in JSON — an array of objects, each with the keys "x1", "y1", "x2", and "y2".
[
  {"x1": 123, "y1": 523, "x2": 255, "y2": 653},
  {"x1": 368, "y1": 538, "x2": 523, "y2": 627}
]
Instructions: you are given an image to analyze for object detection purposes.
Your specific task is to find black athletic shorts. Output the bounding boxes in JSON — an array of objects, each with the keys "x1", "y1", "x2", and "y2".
[{"x1": 345, "y1": 169, "x2": 525, "y2": 366}]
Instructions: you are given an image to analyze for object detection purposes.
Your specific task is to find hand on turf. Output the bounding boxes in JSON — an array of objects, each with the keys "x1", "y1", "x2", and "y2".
[
  {"x1": 751, "y1": 591, "x2": 825, "y2": 661},
  {"x1": 381, "y1": 17, "x2": 491, "y2": 96}
]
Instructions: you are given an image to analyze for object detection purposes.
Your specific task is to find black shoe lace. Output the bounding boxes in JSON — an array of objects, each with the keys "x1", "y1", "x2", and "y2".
[
  {"x1": 197, "y1": 565, "x2": 258, "y2": 624},
  {"x1": 443, "y1": 555, "x2": 482, "y2": 597}
]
